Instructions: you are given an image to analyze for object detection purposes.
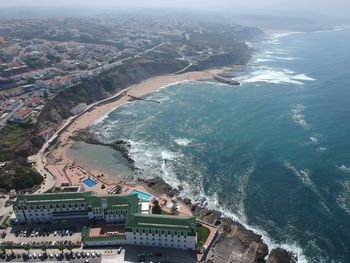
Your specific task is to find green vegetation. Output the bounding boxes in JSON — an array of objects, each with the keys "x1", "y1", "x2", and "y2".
[
  {"x1": 0, "y1": 162, "x2": 42, "y2": 191},
  {"x1": 4, "y1": 200, "x2": 15, "y2": 207},
  {"x1": 0, "y1": 215, "x2": 10, "y2": 229},
  {"x1": 152, "y1": 200, "x2": 162, "y2": 214},
  {"x1": 0, "y1": 124, "x2": 42, "y2": 191},
  {"x1": 0, "y1": 123, "x2": 35, "y2": 162},
  {"x1": 197, "y1": 223, "x2": 211, "y2": 248},
  {"x1": 48, "y1": 140, "x2": 61, "y2": 153}
]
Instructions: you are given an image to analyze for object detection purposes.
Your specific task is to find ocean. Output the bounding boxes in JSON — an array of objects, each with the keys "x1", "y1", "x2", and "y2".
[{"x1": 67, "y1": 27, "x2": 350, "y2": 262}]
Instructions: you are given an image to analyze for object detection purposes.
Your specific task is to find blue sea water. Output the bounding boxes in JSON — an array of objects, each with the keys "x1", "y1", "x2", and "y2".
[{"x1": 71, "y1": 28, "x2": 350, "y2": 262}]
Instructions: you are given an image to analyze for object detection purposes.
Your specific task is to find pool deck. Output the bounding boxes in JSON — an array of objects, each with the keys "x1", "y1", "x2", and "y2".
[
  {"x1": 45, "y1": 164, "x2": 194, "y2": 217},
  {"x1": 46, "y1": 164, "x2": 116, "y2": 194}
]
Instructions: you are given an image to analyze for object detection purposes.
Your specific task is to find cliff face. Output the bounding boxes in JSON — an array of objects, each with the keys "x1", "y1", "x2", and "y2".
[
  {"x1": 191, "y1": 43, "x2": 251, "y2": 71},
  {"x1": 38, "y1": 59, "x2": 183, "y2": 127},
  {"x1": 38, "y1": 44, "x2": 251, "y2": 127}
]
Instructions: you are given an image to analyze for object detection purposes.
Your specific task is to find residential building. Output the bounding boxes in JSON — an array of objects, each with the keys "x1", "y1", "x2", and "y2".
[
  {"x1": 38, "y1": 127, "x2": 55, "y2": 141},
  {"x1": 13, "y1": 107, "x2": 32, "y2": 121},
  {"x1": 27, "y1": 97, "x2": 42, "y2": 108},
  {"x1": 4, "y1": 97, "x2": 21, "y2": 112},
  {"x1": 70, "y1": 103, "x2": 87, "y2": 115}
]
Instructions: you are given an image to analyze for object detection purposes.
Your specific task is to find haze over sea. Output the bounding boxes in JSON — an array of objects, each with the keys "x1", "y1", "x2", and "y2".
[{"x1": 68, "y1": 27, "x2": 350, "y2": 262}]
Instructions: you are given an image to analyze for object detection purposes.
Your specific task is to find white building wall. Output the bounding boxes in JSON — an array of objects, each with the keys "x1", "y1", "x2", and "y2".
[{"x1": 125, "y1": 231, "x2": 196, "y2": 250}]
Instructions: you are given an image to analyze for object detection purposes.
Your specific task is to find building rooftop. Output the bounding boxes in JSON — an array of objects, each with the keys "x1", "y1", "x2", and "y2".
[
  {"x1": 126, "y1": 213, "x2": 196, "y2": 233},
  {"x1": 15, "y1": 192, "x2": 139, "y2": 213},
  {"x1": 15, "y1": 107, "x2": 32, "y2": 118}
]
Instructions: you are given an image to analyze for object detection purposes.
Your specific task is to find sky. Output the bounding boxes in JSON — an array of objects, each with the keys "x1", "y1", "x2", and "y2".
[{"x1": 1, "y1": 0, "x2": 349, "y2": 19}]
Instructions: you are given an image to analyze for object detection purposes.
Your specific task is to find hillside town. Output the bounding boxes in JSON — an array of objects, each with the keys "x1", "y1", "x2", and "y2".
[{"x1": 0, "y1": 13, "x2": 284, "y2": 263}]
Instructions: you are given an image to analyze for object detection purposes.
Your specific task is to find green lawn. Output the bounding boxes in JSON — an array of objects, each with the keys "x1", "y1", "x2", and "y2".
[{"x1": 197, "y1": 224, "x2": 211, "y2": 248}]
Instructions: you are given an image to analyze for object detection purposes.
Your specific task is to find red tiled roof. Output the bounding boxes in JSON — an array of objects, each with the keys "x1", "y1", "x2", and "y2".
[
  {"x1": 29, "y1": 97, "x2": 41, "y2": 105},
  {"x1": 39, "y1": 127, "x2": 55, "y2": 136},
  {"x1": 15, "y1": 107, "x2": 32, "y2": 118}
]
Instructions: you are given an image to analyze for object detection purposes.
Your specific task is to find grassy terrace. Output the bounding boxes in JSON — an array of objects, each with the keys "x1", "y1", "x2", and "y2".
[{"x1": 196, "y1": 223, "x2": 210, "y2": 248}]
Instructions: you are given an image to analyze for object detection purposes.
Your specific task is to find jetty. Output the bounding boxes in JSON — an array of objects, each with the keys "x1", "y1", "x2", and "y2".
[
  {"x1": 128, "y1": 95, "x2": 161, "y2": 103},
  {"x1": 213, "y1": 75, "x2": 240, "y2": 86}
]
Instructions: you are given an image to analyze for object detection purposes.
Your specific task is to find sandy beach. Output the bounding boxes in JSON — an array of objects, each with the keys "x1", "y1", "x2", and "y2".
[{"x1": 51, "y1": 69, "x2": 225, "y2": 170}]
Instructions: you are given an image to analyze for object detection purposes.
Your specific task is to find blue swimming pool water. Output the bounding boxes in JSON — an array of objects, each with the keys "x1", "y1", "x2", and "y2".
[
  {"x1": 83, "y1": 178, "x2": 97, "y2": 188},
  {"x1": 131, "y1": 189, "x2": 152, "y2": 200}
]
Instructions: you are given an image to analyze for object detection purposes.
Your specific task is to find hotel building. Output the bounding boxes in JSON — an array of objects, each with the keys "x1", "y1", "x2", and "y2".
[{"x1": 13, "y1": 192, "x2": 197, "y2": 250}]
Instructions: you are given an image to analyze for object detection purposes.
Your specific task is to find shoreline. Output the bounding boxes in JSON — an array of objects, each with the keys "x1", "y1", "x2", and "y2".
[
  {"x1": 50, "y1": 69, "x2": 226, "y2": 172},
  {"x1": 43, "y1": 65, "x2": 302, "y2": 261}
]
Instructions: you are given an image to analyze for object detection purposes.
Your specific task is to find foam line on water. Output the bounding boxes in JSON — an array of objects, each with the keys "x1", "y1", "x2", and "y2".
[{"x1": 127, "y1": 139, "x2": 308, "y2": 262}]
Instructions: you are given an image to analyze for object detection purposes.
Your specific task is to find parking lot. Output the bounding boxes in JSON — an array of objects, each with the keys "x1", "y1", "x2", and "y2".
[
  {"x1": 0, "y1": 249, "x2": 102, "y2": 262},
  {"x1": 101, "y1": 245, "x2": 196, "y2": 263},
  {"x1": 0, "y1": 245, "x2": 196, "y2": 263},
  {"x1": 1, "y1": 223, "x2": 82, "y2": 250}
]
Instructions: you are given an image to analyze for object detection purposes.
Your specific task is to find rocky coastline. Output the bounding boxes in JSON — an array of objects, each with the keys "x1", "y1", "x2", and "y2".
[
  {"x1": 141, "y1": 177, "x2": 297, "y2": 263},
  {"x1": 70, "y1": 131, "x2": 297, "y2": 263}
]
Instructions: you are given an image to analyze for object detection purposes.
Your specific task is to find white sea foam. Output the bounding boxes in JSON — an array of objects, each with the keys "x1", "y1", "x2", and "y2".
[
  {"x1": 291, "y1": 104, "x2": 310, "y2": 130},
  {"x1": 253, "y1": 53, "x2": 297, "y2": 63},
  {"x1": 316, "y1": 147, "x2": 327, "y2": 152},
  {"x1": 157, "y1": 80, "x2": 192, "y2": 91},
  {"x1": 174, "y1": 138, "x2": 192, "y2": 146},
  {"x1": 238, "y1": 68, "x2": 315, "y2": 86},
  {"x1": 284, "y1": 162, "x2": 316, "y2": 193},
  {"x1": 310, "y1": 137, "x2": 318, "y2": 143},
  {"x1": 337, "y1": 180, "x2": 350, "y2": 215},
  {"x1": 253, "y1": 58, "x2": 275, "y2": 63},
  {"x1": 127, "y1": 139, "x2": 308, "y2": 262},
  {"x1": 284, "y1": 161, "x2": 331, "y2": 217},
  {"x1": 336, "y1": 165, "x2": 350, "y2": 174}
]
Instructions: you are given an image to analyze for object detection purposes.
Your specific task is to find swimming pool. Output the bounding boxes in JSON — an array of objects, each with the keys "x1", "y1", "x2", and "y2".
[
  {"x1": 131, "y1": 189, "x2": 152, "y2": 201},
  {"x1": 83, "y1": 178, "x2": 97, "y2": 188}
]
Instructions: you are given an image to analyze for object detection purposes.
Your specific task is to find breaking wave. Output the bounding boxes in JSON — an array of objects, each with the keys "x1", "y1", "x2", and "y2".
[
  {"x1": 316, "y1": 147, "x2": 327, "y2": 152},
  {"x1": 336, "y1": 165, "x2": 350, "y2": 174},
  {"x1": 284, "y1": 161, "x2": 331, "y2": 217},
  {"x1": 126, "y1": 139, "x2": 308, "y2": 262},
  {"x1": 337, "y1": 180, "x2": 350, "y2": 215},
  {"x1": 174, "y1": 138, "x2": 192, "y2": 146},
  {"x1": 309, "y1": 137, "x2": 318, "y2": 143},
  {"x1": 237, "y1": 68, "x2": 315, "y2": 86},
  {"x1": 291, "y1": 104, "x2": 310, "y2": 130}
]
